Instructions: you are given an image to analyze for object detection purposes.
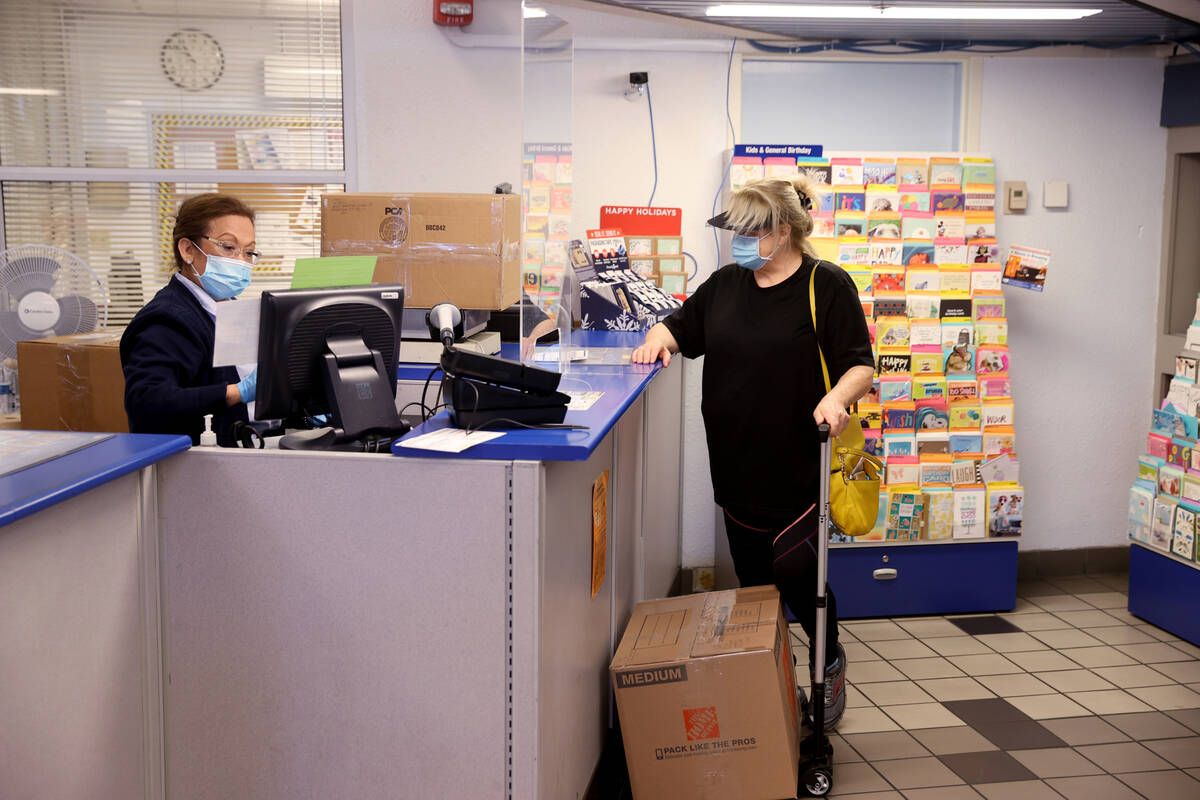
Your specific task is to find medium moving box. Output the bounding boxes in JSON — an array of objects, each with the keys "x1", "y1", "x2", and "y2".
[
  {"x1": 17, "y1": 332, "x2": 129, "y2": 433},
  {"x1": 320, "y1": 192, "x2": 522, "y2": 311},
  {"x1": 611, "y1": 586, "x2": 801, "y2": 800}
]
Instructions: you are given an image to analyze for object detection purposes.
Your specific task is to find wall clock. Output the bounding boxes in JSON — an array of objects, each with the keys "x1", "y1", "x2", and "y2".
[{"x1": 161, "y1": 29, "x2": 224, "y2": 91}]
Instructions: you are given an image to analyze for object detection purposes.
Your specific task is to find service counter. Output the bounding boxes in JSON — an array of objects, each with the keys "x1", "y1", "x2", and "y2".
[
  {"x1": 153, "y1": 336, "x2": 683, "y2": 800},
  {"x1": 0, "y1": 432, "x2": 191, "y2": 800}
]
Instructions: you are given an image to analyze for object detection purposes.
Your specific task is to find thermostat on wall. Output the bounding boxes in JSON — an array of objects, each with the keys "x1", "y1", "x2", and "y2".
[{"x1": 1003, "y1": 181, "x2": 1028, "y2": 214}]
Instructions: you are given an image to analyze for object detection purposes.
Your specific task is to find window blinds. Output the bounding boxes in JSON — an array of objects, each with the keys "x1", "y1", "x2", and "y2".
[{"x1": 0, "y1": 0, "x2": 346, "y2": 324}]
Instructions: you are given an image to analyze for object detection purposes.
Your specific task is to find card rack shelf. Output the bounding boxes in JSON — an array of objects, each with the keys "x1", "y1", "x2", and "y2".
[
  {"x1": 1129, "y1": 542, "x2": 1200, "y2": 646},
  {"x1": 830, "y1": 539, "x2": 1017, "y2": 618}
]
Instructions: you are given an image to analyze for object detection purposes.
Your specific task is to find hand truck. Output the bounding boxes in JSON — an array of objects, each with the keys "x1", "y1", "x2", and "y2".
[{"x1": 798, "y1": 422, "x2": 835, "y2": 797}]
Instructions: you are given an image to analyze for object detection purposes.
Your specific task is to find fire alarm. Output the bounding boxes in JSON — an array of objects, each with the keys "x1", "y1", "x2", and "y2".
[{"x1": 434, "y1": 0, "x2": 473, "y2": 26}]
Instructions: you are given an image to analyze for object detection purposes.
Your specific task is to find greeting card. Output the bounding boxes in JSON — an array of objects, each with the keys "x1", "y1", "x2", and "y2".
[
  {"x1": 902, "y1": 212, "x2": 936, "y2": 241},
  {"x1": 902, "y1": 243, "x2": 935, "y2": 267},
  {"x1": 977, "y1": 345, "x2": 1011, "y2": 376},
  {"x1": 897, "y1": 158, "x2": 929, "y2": 188},
  {"x1": 832, "y1": 158, "x2": 864, "y2": 186},
  {"x1": 913, "y1": 376, "x2": 948, "y2": 401}
]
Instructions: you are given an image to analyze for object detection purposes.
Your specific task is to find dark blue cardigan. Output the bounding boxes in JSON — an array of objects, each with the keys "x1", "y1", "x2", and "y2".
[{"x1": 120, "y1": 278, "x2": 248, "y2": 446}]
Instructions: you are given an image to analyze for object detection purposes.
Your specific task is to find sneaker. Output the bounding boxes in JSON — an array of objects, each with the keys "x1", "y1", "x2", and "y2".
[
  {"x1": 820, "y1": 643, "x2": 847, "y2": 731},
  {"x1": 797, "y1": 682, "x2": 810, "y2": 721}
]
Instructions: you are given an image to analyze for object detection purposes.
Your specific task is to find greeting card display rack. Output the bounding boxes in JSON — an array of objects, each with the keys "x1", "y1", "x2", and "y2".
[{"x1": 1126, "y1": 296, "x2": 1200, "y2": 646}]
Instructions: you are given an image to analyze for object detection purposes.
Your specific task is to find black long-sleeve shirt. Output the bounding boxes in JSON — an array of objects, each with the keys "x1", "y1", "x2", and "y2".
[
  {"x1": 662, "y1": 257, "x2": 874, "y2": 514},
  {"x1": 120, "y1": 278, "x2": 247, "y2": 446}
]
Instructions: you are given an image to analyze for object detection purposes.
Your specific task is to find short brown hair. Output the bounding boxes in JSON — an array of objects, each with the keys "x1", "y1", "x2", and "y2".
[{"x1": 171, "y1": 194, "x2": 256, "y2": 271}]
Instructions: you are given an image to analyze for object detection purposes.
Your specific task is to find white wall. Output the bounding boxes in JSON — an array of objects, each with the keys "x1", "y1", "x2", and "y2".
[
  {"x1": 978, "y1": 56, "x2": 1166, "y2": 550},
  {"x1": 348, "y1": 0, "x2": 523, "y2": 192},
  {"x1": 351, "y1": 2, "x2": 1169, "y2": 559},
  {"x1": 571, "y1": 48, "x2": 732, "y2": 566}
]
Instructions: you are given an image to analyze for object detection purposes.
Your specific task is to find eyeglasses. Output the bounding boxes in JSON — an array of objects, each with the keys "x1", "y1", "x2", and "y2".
[{"x1": 198, "y1": 235, "x2": 261, "y2": 265}]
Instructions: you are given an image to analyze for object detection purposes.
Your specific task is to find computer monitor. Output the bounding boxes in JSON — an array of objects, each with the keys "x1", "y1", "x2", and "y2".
[{"x1": 255, "y1": 284, "x2": 407, "y2": 443}]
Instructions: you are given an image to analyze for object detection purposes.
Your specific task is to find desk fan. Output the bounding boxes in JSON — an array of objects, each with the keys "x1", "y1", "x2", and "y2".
[{"x1": 0, "y1": 245, "x2": 109, "y2": 404}]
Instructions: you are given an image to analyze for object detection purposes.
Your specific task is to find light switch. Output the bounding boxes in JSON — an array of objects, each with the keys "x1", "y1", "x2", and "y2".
[{"x1": 1044, "y1": 180, "x2": 1069, "y2": 208}]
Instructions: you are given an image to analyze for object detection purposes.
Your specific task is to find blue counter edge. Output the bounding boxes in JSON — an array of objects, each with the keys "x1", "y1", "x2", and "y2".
[
  {"x1": 0, "y1": 433, "x2": 192, "y2": 528},
  {"x1": 391, "y1": 364, "x2": 661, "y2": 462}
]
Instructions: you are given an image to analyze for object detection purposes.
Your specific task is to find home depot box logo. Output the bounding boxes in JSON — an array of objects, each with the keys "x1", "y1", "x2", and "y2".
[{"x1": 683, "y1": 707, "x2": 719, "y2": 741}]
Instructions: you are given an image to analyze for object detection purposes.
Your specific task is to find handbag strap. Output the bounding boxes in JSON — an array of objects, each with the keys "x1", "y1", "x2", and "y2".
[{"x1": 809, "y1": 263, "x2": 832, "y2": 395}]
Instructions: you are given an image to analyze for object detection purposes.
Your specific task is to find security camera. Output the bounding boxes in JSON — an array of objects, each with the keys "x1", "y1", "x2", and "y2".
[{"x1": 624, "y1": 71, "x2": 648, "y2": 102}]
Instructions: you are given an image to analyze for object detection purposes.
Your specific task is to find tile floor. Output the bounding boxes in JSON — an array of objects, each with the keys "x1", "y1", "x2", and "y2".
[{"x1": 795, "y1": 572, "x2": 1200, "y2": 799}]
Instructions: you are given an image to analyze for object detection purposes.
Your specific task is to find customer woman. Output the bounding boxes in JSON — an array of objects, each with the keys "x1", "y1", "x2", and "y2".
[
  {"x1": 121, "y1": 194, "x2": 260, "y2": 446},
  {"x1": 632, "y1": 176, "x2": 875, "y2": 729}
]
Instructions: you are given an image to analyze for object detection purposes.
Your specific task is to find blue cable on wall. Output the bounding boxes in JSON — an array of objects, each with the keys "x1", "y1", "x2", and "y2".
[
  {"x1": 682, "y1": 251, "x2": 699, "y2": 282},
  {"x1": 645, "y1": 83, "x2": 658, "y2": 207},
  {"x1": 711, "y1": 37, "x2": 738, "y2": 272}
]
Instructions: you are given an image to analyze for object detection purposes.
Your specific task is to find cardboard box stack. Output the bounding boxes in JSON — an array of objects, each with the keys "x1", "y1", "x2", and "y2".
[
  {"x1": 17, "y1": 331, "x2": 129, "y2": 433},
  {"x1": 321, "y1": 192, "x2": 522, "y2": 311}
]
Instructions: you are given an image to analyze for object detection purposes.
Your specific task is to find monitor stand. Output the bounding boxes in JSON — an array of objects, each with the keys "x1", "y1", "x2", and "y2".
[
  {"x1": 278, "y1": 427, "x2": 401, "y2": 453},
  {"x1": 278, "y1": 332, "x2": 409, "y2": 451}
]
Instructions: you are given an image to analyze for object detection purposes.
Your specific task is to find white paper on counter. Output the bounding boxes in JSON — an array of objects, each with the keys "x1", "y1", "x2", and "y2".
[
  {"x1": 213, "y1": 300, "x2": 260, "y2": 367},
  {"x1": 533, "y1": 348, "x2": 589, "y2": 362},
  {"x1": 395, "y1": 427, "x2": 505, "y2": 453},
  {"x1": 564, "y1": 390, "x2": 604, "y2": 411}
]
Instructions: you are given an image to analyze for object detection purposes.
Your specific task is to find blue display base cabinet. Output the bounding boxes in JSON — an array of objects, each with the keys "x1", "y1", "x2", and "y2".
[
  {"x1": 1129, "y1": 543, "x2": 1200, "y2": 646},
  {"x1": 829, "y1": 540, "x2": 1019, "y2": 619}
]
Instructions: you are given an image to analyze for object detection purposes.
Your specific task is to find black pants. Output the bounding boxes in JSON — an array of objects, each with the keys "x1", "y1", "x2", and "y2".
[{"x1": 722, "y1": 503, "x2": 839, "y2": 669}]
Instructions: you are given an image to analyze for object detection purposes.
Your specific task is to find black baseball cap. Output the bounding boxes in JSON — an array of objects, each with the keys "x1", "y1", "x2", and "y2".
[{"x1": 706, "y1": 210, "x2": 738, "y2": 231}]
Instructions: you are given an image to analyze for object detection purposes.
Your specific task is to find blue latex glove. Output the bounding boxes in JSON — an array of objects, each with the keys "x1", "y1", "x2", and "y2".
[{"x1": 236, "y1": 366, "x2": 257, "y2": 404}]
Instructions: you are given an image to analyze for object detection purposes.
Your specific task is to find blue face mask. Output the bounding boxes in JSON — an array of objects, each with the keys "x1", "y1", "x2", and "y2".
[
  {"x1": 191, "y1": 244, "x2": 252, "y2": 300},
  {"x1": 731, "y1": 233, "x2": 772, "y2": 271}
]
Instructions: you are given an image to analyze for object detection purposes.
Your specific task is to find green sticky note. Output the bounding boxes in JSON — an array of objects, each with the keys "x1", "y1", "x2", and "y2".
[{"x1": 290, "y1": 256, "x2": 378, "y2": 289}]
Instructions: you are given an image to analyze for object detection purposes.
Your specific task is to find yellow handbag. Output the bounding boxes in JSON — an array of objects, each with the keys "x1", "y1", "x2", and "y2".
[{"x1": 809, "y1": 266, "x2": 883, "y2": 537}]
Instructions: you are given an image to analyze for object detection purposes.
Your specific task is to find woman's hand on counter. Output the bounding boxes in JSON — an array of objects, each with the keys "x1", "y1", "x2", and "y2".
[
  {"x1": 631, "y1": 342, "x2": 672, "y2": 367},
  {"x1": 631, "y1": 323, "x2": 678, "y2": 367}
]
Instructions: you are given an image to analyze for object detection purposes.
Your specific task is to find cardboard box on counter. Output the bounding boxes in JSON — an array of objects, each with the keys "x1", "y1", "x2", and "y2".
[
  {"x1": 610, "y1": 586, "x2": 801, "y2": 800},
  {"x1": 17, "y1": 331, "x2": 128, "y2": 433},
  {"x1": 321, "y1": 192, "x2": 522, "y2": 311}
]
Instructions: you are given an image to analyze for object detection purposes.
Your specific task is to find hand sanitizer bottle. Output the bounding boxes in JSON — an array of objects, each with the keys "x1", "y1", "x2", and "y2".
[{"x1": 200, "y1": 414, "x2": 217, "y2": 447}]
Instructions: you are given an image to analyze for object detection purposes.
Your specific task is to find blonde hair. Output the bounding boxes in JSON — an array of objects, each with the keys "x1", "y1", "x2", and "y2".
[{"x1": 724, "y1": 175, "x2": 820, "y2": 258}]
